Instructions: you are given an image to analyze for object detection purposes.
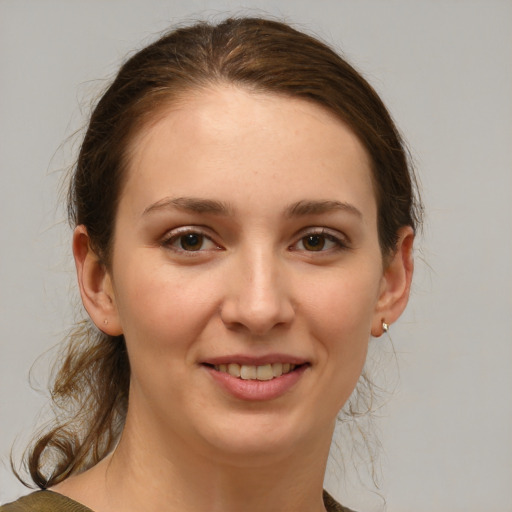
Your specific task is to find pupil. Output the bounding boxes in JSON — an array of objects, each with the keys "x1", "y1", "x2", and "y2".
[
  {"x1": 181, "y1": 233, "x2": 202, "y2": 251},
  {"x1": 305, "y1": 235, "x2": 325, "y2": 251}
]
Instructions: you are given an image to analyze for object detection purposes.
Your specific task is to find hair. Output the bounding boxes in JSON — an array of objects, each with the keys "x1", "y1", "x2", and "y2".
[{"x1": 20, "y1": 16, "x2": 422, "y2": 489}]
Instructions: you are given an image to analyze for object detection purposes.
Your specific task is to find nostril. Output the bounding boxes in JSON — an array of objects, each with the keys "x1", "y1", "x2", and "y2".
[
  {"x1": 219, "y1": 301, "x2": 295, "y2": 336},
  {"x1": 218, "y1": 263, "x2": 295, "y2": 336}
]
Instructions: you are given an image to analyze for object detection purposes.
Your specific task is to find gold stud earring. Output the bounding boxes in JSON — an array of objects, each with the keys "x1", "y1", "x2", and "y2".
[{"x1": 382, "y1": 321, "x2": 389, "y2": 333}]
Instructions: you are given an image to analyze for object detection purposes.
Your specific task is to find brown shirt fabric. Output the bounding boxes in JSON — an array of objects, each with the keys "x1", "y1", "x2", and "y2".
[{"x1": 1, "y1": 490, "x2": 356, "y2": 512}]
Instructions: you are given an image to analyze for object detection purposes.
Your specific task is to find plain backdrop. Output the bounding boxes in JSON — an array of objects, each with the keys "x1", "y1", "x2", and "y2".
[{"x1": 1, "y1": 1, "x2": 511, "y2": 511}]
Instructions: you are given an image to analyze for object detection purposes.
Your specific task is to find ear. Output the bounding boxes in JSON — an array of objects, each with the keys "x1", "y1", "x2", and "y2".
[
  {"x1": 73, "y1": 225, "x2": 123, "y2": 336},
  {"x1": 371, "y1": 226, "x2": 415, "y2": 337}
]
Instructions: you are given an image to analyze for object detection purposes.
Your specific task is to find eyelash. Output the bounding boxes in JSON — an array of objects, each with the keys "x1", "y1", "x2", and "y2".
[
  {"x1": 290, "y1": 229, "x2": 350, "y2": 253},
  {"x1": 160, "y1": 227, "x2": 221, "y2": 254},
  {"x1": 160, "y1": 227, "x2": 350, "y2": 254}
]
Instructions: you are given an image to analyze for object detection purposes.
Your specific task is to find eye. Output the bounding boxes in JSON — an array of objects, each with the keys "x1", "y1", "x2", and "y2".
[
  {"x1": 292, "y1": 230, "x2": 348, "y2": 252},
  {"x1": 162, "y1": 229, "x2": 219, "y2": 252},
  {"x1": 177, "y1": 233, "x2": 206, "y2": 251}
]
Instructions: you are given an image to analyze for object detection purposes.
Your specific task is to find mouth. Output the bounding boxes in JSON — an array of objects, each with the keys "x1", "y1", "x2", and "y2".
[
  {"x1": 204, "y1": 362, "x2": 305, "y2": 381},
  {"x1": 201, "y1": 357, "x2": 310, "y2": 401}
]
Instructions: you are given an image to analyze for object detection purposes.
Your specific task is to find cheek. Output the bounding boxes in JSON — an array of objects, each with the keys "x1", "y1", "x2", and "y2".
[
  {"x1": 303, "y1": 266, "x2": 382, "y2": 371},
  {"x1": 308, "y1": 274, "x2": 381, "y2": 412},
  {"x1": 112, "y1": 258, "x2": 218, "y2": 364},
  {"x1": 307, "y1": 267, "x2": 380, "y2": 331}
]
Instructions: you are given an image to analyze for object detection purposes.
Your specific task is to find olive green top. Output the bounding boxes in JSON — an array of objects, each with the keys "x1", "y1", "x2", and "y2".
[{"x1": 1, "y1": 490, "x2": 355, "y2": 512}]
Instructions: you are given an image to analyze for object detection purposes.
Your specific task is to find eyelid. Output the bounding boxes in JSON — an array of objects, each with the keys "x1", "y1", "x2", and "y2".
[
  {"x1": 290, "y1": 227, "x2": 351, "y2": 252},
  {"x1": 160, "y1": 225, "x2": 350, "y2": 253},
  {"x1": 160, "y1": 226, "x2": 222, "y2": 253}
]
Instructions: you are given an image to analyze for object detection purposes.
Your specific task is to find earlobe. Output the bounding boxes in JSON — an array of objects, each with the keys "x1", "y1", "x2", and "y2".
[
  {"x1": 371, "y1": 226, "x2": 415, "y2": 337},
  {"x1": 73, "y1": 225, "x2": 123, "y2": 336}
]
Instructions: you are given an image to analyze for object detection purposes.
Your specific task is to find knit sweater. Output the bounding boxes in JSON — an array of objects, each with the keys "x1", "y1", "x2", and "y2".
[{"x1": 1, "y1": 490, "x2": 355, "y2": 512}]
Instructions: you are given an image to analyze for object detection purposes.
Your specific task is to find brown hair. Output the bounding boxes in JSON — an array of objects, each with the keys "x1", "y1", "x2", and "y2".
[{"x1": 21, "y1": 16, "x2": 422, "y2": 488}]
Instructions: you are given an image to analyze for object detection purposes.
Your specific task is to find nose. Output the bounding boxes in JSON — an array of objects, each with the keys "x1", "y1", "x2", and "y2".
[{"x1": 219, "y1": 248, "x2": 295, "y2": 336}]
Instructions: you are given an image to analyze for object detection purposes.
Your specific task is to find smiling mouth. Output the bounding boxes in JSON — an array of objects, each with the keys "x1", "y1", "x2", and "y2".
[{"x1": 205, "y1": 362, "x2": 304, "y2": 381}]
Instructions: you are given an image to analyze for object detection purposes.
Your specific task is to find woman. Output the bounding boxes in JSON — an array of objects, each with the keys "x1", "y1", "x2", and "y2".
[{"x1": 4, "y1": 17, "x2": 420, "y2": 512}]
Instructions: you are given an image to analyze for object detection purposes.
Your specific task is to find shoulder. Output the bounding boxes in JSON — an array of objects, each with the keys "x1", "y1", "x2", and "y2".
[
  {"x1": 323, "y1": 490, "x2": 358, "y2": 512},
  {"x1": 4, "y1": 489, "x2": 355, "y2": 512},
  {"x1": 1, "y1": 491, "x2": 94, "y2": 512}
]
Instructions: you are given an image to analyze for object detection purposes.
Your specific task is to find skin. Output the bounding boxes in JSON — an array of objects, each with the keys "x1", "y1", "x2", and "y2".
[{"x1": 55, "y1": 85, "x2": 414, "y2": 512}]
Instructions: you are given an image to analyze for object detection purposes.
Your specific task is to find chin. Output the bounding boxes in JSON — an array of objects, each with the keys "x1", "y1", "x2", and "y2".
[{"x1": 193, "y1": 409, "x2": 326, "y2": 465}]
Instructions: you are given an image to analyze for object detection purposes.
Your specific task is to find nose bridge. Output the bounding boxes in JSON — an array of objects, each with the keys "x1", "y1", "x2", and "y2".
[
  {"x1": 220, "y1": 242, "x2": 294, "y2": 334},
  {"x1": 246, "y1": 245, "x2": 280, "y2": 307}
]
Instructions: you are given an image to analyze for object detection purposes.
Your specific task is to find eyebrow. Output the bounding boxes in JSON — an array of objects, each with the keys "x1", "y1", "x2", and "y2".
[
  {"x1": 142, "y1": 196, "x2": 233, "y2": 216},
  {"x1": 284, "y1": 200, "x2": 363, "y2": 219},
  {"x1": 142, "y1": 196, "x2": 362, "y2": 219}
]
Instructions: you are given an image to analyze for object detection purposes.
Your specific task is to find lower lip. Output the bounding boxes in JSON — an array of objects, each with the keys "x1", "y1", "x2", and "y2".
[{"x1": 204, "y1": 365, "x2": 308, "y2": 401}]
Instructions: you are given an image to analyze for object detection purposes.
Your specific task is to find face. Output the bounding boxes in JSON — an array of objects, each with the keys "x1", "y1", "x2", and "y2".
[{"x1": 99, "y1": 86, "x2": 396, "y2": 463}]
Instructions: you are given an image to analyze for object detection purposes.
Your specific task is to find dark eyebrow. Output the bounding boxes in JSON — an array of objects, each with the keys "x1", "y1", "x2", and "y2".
[
  {"x1": 142, "y1": 197, "x2": 362, "y2": 219},
  {"x1": 284, "y1": 200, "x2": 363, "y2": 219},
  {"x1": 142, "y1": 197, "x2": 233, "y2": 216}
]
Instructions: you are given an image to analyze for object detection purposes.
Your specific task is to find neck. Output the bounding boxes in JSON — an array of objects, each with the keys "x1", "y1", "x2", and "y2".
[
  {"x1": 54, "y1": 411, "x2": 334, "y2": 512},
  {"x1": 109, "y1": 417, "x2": 332, "y2": 512}
]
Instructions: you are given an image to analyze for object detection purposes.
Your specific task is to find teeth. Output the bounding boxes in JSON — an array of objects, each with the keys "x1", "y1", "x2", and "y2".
[
  {"x1": 227, "y1": 363, "x2": 241, "y2": 377},
  {"x1": 240, "y1": 365, "x2": 257, "y2": 380},
  {"x1": 214, "y1": 362, "x2": 298, "y2": 380},
  {"x1": 256, "y1": 364, "x2": 273, "y2": 381},
  {"x1": 271, "y1": 362, "x2": 283, "y2": 377}
]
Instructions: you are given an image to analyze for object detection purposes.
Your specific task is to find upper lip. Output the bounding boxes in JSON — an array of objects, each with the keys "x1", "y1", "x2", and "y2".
[{"x1": 201, "y1": 354, "x2": 309, "y2": 366}]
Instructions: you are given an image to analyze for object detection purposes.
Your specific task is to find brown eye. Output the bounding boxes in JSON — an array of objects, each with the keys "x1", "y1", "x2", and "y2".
[
  {"x1": 179, "y1": 233, "x2": 204, "y2": 251},
  {"x1": 162, "y1": 229, "x2": 220, "y2": 254},
  {"x1": 302, "y1": 234, "x2": 326, "y2": 251},
  {"x1": 292, "y1": 231, "x2": 346, "y2": 253}
]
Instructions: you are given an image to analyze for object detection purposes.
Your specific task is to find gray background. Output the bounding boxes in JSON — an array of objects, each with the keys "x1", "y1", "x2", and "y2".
[{"x1": 1, "y1": 1, "x2": 511, "y2": 511}]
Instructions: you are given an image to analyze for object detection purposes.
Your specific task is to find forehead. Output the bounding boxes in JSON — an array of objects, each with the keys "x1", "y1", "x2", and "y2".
[{"x1": 122, "y1": 85, "x2": 376, "y2": 220}]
